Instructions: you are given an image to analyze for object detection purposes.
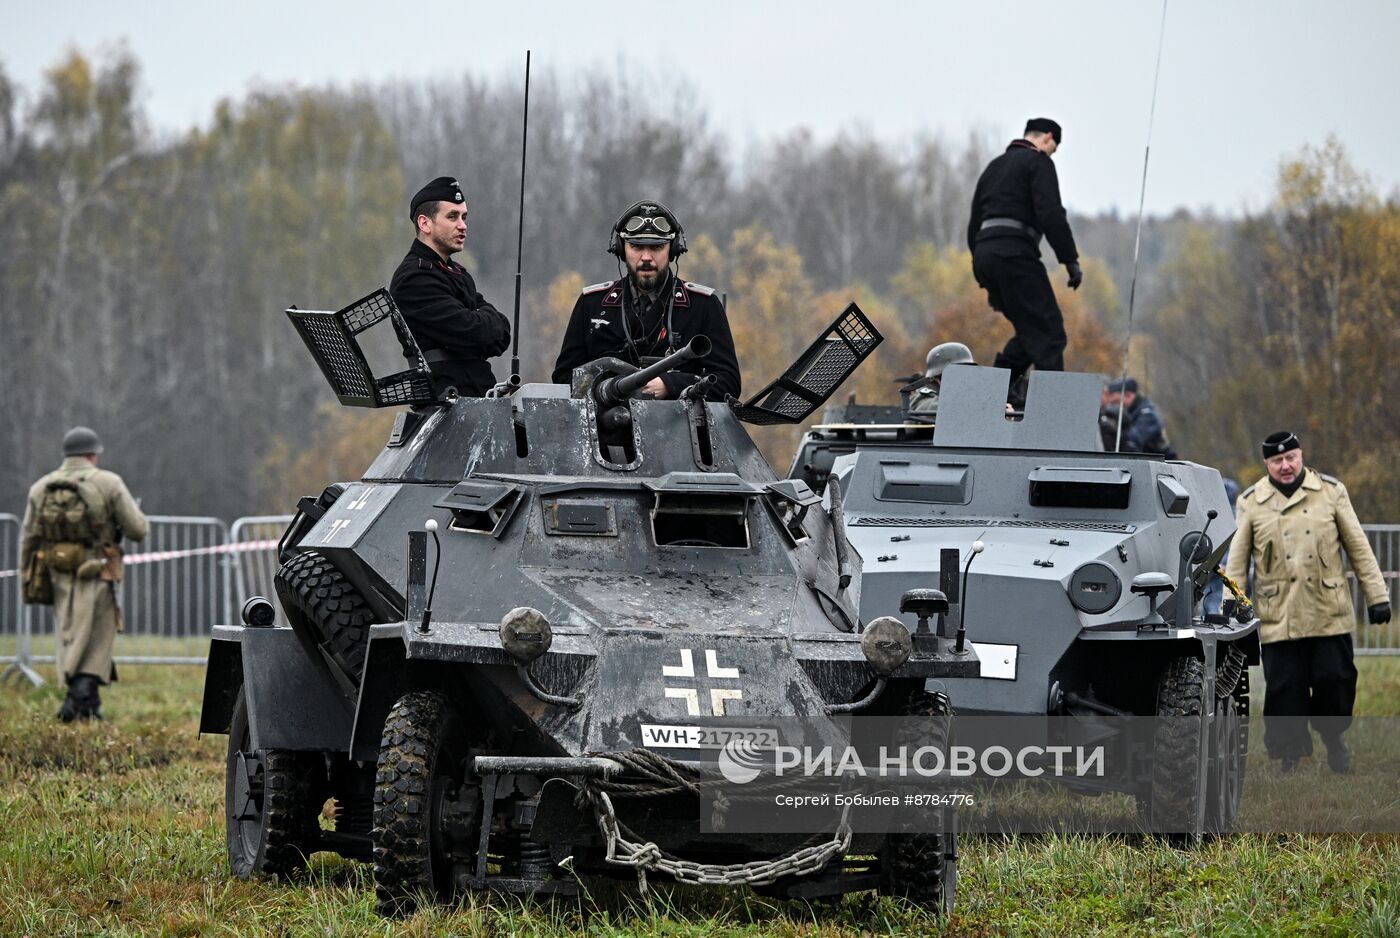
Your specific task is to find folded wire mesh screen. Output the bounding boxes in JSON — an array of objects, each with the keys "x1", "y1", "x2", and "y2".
[
  {"x1": 286, "y1": 289, "x2": 435, "y2": 408},
  {"x1": 730, "y1": 302, "x2": 882, "y2": 425}
]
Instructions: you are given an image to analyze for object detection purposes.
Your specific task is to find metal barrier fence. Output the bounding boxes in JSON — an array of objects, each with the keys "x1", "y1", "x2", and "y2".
[
  {"x1": 2, "y1": 514, "x2": 290, "y2": 683},
  {"x1": 229, "y1": 515, "x2": 294, "y2": 625},
  {"x1": 1352, "y1": 524, "x2": 1400, "y2": 655},
  {"x1": 1, "y1": 514, "x2": 1398, "y2": 683},
  {"x1": 0, "y1": 513, "x2": 43, "y2": 684},
  {"x1": 23, "y1": 516, "x2": 232, "y2": 667}
]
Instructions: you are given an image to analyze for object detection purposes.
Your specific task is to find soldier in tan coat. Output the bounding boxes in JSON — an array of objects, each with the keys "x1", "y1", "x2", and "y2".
[
  {"x1": 20, "y1": 427, "x2": 148, "y2": 721},
  {"x1": 1226, "y1": 431, "x2": 1390, "y2": 773}
]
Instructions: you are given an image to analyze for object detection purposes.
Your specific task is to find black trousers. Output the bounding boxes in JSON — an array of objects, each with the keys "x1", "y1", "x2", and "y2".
[
  {"x1": 973, "y1": 243, "x2": 1066, "y2": 380},
  {"x1": 1260, "y1": 634, "x2": 1357, "y2": 759}
]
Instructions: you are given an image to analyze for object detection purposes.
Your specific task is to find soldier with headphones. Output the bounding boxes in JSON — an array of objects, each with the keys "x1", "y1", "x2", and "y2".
[{"x1": 552, "y1": 200, "x2": 740, "y2": 400}]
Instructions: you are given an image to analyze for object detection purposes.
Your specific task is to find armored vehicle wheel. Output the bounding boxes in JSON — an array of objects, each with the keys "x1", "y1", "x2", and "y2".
[
  {"x1": 1146, "y1": 656, "x2": 1206, "y2": 838},
  {"x1": 373, "y1": 691, "x2": 481, "y2": 917},
  {"x1": 225, "y1": 689, "x2": 321, "y2": 879},
  {"x1": 1206, "y1": 679, "x2": 1248, "y2": 833},
  {"x1": 275, "y1": 550, "x2": 376, "y2": 686},
  {"x1": 878, "y1": 689, "x2": 954, "y2": 912}
]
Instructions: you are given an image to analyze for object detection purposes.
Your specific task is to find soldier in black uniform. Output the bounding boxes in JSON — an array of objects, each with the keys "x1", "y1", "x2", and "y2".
[
  {"x1": 967, "y1": 118, "x2": 1081, "y2": 398},
  {"x1": 1098, "y1": 377, "x2": 1177, "y2": 457},
  {"x1": 552, "y1": 200, "x2": 740, "y2": 401},
  {"x1": 390, "y1": 176, "x2": 511, "y2": 398}
]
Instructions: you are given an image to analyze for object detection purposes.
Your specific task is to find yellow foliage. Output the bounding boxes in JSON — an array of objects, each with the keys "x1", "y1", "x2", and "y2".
[
  {"x1": 1151, "y1": 141, "x2": 1400, "y2": 518},
  {"x1": 257, "y1": 403, "x2": 398, "y2": 512}
]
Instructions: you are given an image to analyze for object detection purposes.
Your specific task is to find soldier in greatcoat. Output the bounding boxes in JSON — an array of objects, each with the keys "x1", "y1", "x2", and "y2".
[{"x1": 20, "y1": 427, "x2": 148, "y2": 721}]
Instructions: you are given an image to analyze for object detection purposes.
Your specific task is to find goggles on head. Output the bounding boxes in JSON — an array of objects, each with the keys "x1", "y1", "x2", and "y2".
[{"x1": 620, "y1": 210, "x2": 676, "y2": 241}]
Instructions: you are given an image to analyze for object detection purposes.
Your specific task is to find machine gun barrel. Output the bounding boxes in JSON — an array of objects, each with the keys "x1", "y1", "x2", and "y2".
[{"x1": 595, "y1": 336, "x2": 711, "y2": 408}]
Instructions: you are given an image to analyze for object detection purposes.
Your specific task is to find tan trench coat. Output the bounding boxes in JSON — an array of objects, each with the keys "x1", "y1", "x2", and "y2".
[
  {"x1": 1226, "y1": 467, "x2": 1387, "y2": 645},
  {"x1": 20, "y1": 457, "x2": 149, "y2": 683}
]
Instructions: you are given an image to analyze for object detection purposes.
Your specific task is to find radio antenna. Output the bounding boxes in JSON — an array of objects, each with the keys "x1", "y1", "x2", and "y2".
[
  {"x1": 507, "y1": 50, "x2": 531, "y2": 387},
  {"x1": 1115, "y1": 0, "x2": 1168, "y2": 451}
]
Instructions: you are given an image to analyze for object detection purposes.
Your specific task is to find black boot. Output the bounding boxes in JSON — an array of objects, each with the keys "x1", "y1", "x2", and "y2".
[
  {"x1": 1324, "y1": 737, "x2": 1351, "y2": 774},
  {"x1": 72, "y1": 674, "x2": 103, "y2": 721},
  {"x1": 57, "y1": 687, "x2": 80, "y2": 723}
]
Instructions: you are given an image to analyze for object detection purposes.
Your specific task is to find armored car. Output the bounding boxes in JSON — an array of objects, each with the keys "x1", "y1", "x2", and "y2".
[
  {"x1": 790, "y1": 364, "x2": 1259, "y2": 836},
  {"x1": 200, "y1": 292, "x2": 981, "y2": 914}
]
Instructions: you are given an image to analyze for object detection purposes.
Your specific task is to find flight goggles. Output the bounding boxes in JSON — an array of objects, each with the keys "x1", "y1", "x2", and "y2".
[{"x1": 620, "y1": 210, "x2": 676, "y2": 240}]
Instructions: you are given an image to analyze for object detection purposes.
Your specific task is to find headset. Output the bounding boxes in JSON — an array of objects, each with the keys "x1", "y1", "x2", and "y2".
[{"x1": 607, "y1": 199, "x2": 688, "y2": 258}]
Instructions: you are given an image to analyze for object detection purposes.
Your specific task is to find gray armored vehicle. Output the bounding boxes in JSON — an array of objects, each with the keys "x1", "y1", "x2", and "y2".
[
  {"x1": 200, "y1": 291, "x2": 981, "y2": 914},
  {"x1": 789, "y1": 364, "x2": 1260, "y2": 836}
]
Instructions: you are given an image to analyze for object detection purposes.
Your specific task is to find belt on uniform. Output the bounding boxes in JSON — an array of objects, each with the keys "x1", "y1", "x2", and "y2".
[
  {"x1": 422, "y1": 348, "x2": 458, "y2": 364},
  {"x1": 980, "y1": 218, "x2": 1041, "y2": 241}
]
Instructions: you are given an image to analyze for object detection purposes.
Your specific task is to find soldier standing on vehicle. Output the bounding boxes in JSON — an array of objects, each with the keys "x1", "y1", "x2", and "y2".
[
  {"x1": 390, "y1": 176, "x2": 512, "y2": 398},
  {"x1": 1098, "y1": 377, "x2": 1177, "y2": 457},
  {"x1": 968, "y1": 118, "x2": 1080, "y2": 406},
  {"x1": 20, "y1": 427, "x2": 148, "y2": 722},
  {"x1": 552, "y1": 200, "x2": 740, "y2": 400},
  {"x1": 1226, "y1": 431, "x2": 1390, "y2": 773}
]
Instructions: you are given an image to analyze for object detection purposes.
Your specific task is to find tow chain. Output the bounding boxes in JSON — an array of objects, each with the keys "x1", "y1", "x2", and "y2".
[
  {"x1": 1215, "y1": 566, "x2": 1254, "y2": 618},
  {"x1": 574, "y1": 749, "x2": 851, "y2": 891},
  {"x1": 1215, "y1": 641, "x2": 1247, "y2": 700}
]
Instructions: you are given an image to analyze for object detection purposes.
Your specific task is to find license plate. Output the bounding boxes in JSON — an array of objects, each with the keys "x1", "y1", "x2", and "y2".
[{"x1": 640, "y1": 724, "x2": 779, "y2": 750}]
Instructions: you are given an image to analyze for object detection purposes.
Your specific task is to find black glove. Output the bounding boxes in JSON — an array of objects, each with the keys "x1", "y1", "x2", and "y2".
[
  {"x1": 1370, "y1": 602, "x2": 1392, "y2": 625},
  {"x1": 1066, "y1": 261, "x2": 1083, "y2": 290}
]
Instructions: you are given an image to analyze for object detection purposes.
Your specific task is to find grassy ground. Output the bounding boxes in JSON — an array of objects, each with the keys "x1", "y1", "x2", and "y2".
[{"x1": 1, "y1": 661, "x2": 1398, "y2": 937}]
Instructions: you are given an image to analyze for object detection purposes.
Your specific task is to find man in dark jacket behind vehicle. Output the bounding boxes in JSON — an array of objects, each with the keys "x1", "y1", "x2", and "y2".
[
  {"x1": 390, "y1": 176, "x2": 511, "y2": 398},
  {"x1": 968, "y1": 118, "x2": 1080, "y2": 403}
]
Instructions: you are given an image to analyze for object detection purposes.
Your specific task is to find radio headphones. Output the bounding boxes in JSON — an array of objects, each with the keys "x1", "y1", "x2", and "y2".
[{"x1": 607, "y1": 199, "x2": 688, "y2": 258}]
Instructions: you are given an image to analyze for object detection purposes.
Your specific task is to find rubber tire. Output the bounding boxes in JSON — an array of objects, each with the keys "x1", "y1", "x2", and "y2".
[
  {"x1": 1148, "y1": 656, "x2": 1207, "y2": 838},
  {"x1": 372, "y1": 690, "x2": 473, "y2": 917},
  {"x1": 878, "y1": 689, "x2": 953, "y2": 911},
  {"x1": 225, "y1": 689, "x2": 321, "y2": 879},
  {"x1": 275, "y1": 550, "x2": 376, "y2": 686},
  {"x1": 1206, "y1": 676, "x2": 1249, "y2": 833}
]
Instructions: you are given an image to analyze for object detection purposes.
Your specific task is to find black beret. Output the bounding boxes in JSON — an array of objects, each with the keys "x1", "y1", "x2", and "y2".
[
  {"x1": 1262, "y1": 431, "x2": 1300, "y2": 459},
  {"x1": 1106, "y1": 377, "x2": 1138, "y2": 394},
  {"x1": 1025, "y1": 117, "x2": 1062, "y2": 144},
  {"x1": 410, "y1": 176, "x2": 465, "y2": 220}
]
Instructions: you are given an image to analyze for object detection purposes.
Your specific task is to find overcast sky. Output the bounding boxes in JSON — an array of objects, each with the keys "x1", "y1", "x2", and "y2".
[{"x1": 4, "y1": 0, "x2": 1398, "y2": 217}]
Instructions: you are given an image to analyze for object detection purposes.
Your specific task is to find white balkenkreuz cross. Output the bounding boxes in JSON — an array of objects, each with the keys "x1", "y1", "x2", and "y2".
[
  {"x1": 662, "y1": 648, "x2": 742, "y2": 716},
  {"x1": 321, "y1": 518, "x2": 352, "y2": 543}
]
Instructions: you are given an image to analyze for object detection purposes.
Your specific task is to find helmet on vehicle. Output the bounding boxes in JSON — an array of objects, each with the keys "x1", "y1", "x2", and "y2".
[{"x1": 924, "y1": 342, "x2": 975, "y2": 379}]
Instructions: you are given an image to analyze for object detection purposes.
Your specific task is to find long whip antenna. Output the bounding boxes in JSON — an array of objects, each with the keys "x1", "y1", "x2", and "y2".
[
  {"x1": 508, "y1": 50, "x2": 531, "y2": 385},
  {"x1": 1115, "y1": 0, "x2": 1168, "y2": 451}
]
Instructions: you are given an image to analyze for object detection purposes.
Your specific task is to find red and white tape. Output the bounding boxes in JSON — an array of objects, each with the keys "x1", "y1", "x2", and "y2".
[{"x1": 0, "y1": 539, "x2": 279, "y2": 578}]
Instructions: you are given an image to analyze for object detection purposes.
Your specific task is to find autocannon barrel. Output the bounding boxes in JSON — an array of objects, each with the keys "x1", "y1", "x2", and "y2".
[{"x1": 594, "y1": 336, "x2": 712, "y2": 408}]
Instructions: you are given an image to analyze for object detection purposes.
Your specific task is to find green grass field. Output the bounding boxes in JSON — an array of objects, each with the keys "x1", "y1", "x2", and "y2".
[{"x1": 2, "y1": 660, "x2": 1398, "y2": 937}]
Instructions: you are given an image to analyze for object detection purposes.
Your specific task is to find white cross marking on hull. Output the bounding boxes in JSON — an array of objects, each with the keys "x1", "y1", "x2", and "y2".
[
  {"x1": 665, "y1": 687, "x2": 700, "y2": 715},
  {"x1": 706, "y1": 650, "x2": 739, "y2": 679},
  {"x1": 662, "y1": 649, "x2": 695, "y2": 678},
  {"x1": 710, "y1": 689, "x2": 742, "y2": 716}
]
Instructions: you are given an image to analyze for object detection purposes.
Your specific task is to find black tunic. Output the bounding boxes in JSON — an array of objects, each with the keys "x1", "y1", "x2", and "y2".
[
  {"x1": 551, "y1": 273, "x2": 741, "y2": 401},
  {"x1": 967, "y1": 140, "x2": 1080, "y2": 377},
  {"x1": 389, "y1": 240, "x2": 511, "y2": 398},
  {"x1": 967, "y1": 139, "x2": 1078, "y2": 264}
]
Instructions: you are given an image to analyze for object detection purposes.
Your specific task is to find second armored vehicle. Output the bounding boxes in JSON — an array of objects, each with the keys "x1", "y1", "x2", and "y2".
[{"x1": 790, "y1": 363, "x2": 1259, "y2": 836}]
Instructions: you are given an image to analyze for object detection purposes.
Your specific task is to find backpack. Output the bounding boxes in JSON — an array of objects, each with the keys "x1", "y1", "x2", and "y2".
[{"x1": 36, "y1": 474, "x2": 111, "y2": 573}]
